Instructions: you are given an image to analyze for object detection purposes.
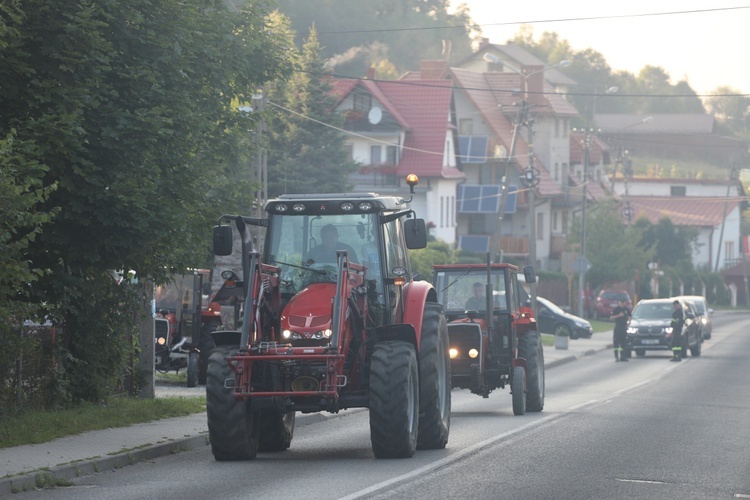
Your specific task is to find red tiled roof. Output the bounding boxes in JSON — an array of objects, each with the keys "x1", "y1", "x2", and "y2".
[
  {"x1": 332, "y1": 78, "x2": 463, "y2": 180},
  {"x1": 625, "y1": 196, "x2": 741, "y2": 227}
]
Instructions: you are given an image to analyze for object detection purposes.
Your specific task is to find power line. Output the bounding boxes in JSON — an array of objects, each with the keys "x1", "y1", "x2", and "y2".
[{"x1": 307, "y1": 6, "x2": 750, "y2": 36}]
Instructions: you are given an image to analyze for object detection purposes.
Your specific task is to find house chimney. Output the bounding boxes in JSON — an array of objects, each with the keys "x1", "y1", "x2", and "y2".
[
  {"x1": 420, "y1": 60, "x2": 448, "y2": 79},
  {"x1": 522, "y1": 65, "x2": 545, "y2": 106},
  {"x1": 366, "y1": 67, "x2": 376, "y2": 79}
]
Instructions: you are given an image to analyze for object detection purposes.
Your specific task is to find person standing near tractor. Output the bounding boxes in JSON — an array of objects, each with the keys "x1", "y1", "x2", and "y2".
[
  {"x1": 670, "y1": 299, "x2": 685, "y2": 362},
  {"x1": 610, "y1": 297, "x2": 631, "y2": 362}
]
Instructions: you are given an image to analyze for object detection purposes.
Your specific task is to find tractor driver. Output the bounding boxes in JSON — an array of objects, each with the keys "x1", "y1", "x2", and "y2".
[
  {"x1": 465, "y1": 282, "x2": 486, "y2": 311},
  {"x1": 307, "y1": 224, "x2": 359, "y2": 264}
]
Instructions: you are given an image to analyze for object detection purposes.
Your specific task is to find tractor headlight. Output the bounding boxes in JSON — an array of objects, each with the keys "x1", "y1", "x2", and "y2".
[
  {"x1": 282, "y1": 329, "x2": 292, "y2": 339},
  {"x1": 468, "y1": 348, "x2": 479, "y2": 359},
  {"x1": 449, "y1": 348, "x2": 458, "y2": 359},
  {"x1": 157, "y1": 337, "x2": 166, "y2": 346}
]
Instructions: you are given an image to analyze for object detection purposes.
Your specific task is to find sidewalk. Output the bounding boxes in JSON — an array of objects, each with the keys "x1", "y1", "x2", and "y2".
[{"x1": 0, "y1": 333, "x2": 611, "y2": 494}]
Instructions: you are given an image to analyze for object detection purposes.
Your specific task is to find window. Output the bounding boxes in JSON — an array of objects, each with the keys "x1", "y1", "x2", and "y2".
[
  {"x1": 671, "y1": 186, "x2": 687, "y2": 196},
  {"x1": 459, "y1": 119, "x2": 473, "y2": 135},
  {"x1": 725, "y1": 241, "x2": 735, "y2": 261},
  {"x1": 554, "y1": 119, "x2": 560, "y2": 138},
  {"x1": 353, "y1": 92, "x2": 372, "y2": 112},
  {"x1": 457, "y1": 136, "x2": 488, "y2": 163},
  {"x1": 552, "y1": 211, "x2": 558, "y2": 231},
  {"x1": 385, "y1": 145, "x2": 398, "y2": 164},
  {"x1": 370, "y1": 145, "x2": 382, "y2": 165},
  {"x1": 553, "y1": 162, "x2": 559, "y2": 181},
  {"x1": 440, "y1": 196, "x2": 444, "y2": 228},
  {"x1": 562, "y1": 211, "x2": 569, "y2": 233},
  {"x1": 344, "y1": 143, "x2": 353, "y2": 160}
]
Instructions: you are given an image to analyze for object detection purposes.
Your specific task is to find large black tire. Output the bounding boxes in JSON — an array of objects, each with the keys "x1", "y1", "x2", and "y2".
[
  {"x1": 258, "y1": 410, "x2": 295, "y2": 452},
  {"x1": 206, "y1": 346, "x2": 258, "y2": 461},
  {"x1": 369, "y1": 341, "x2": 419, "y2": 458},
  {"x1": 511, "y1": 365, "x2": 526, "y2": 416},
  {"x1": 417, "y1": 303, "x2": 451, "y2": 450},
  {"x1": 186, "y1": 351, "x2": 199, "y2": 388},
  {"x1": 198, "y1": 321, "x2": 219, "y2": 385},
  {"x1": 519, "y1": 331, "x2": 545, "y2": 412}
]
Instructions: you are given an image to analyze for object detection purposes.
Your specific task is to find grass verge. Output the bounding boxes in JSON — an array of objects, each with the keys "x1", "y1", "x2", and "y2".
[{"x1": 0, "y1": 396, "x2": 206, "y2": 450}]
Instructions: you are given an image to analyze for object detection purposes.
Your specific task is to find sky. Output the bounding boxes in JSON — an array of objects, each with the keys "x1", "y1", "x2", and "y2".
[{"x1": 458, "y1": 1, "x2": 750, "y2": 97}]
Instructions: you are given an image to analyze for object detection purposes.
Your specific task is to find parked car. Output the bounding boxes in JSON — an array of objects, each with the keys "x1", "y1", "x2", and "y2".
[
  {"x1": 594, "y1": 289, "x2": 632, "y2": 319},
  {"x1": 536, "y1": 296, "x2": 593, "y2": 339},
  {"x1": 678, "y1": 295, "x2": 713, "y2": 339},
  {"x1": 626, "y1": 297, "x2": 702, "y2": 358}
]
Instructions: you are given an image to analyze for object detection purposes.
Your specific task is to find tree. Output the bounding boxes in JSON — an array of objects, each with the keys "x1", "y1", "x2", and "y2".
[
  {"x1": 266, "y1": 27, "x2": 359, "y2": 196},
  {"x1": 635, "y1": 217, "x2": 697, "y2": 269},
  {"x1": 575, "y1": 200, "x2": 653, "y2": 290},
  {"x1": 275, "y1": 0, "x2": 475, "y2": 76},
  {"x1": 706, "y1": 86, "x2": 750, "y2": 135},
  {"x1": 0, "y1": 0, "x2": 294, "y2": 403}
]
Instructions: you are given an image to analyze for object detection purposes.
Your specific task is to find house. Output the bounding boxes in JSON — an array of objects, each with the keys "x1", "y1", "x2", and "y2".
[
  {"x1": 330, "y1": 76, "x2": 464, "y2": 244},
  {"x1": 611, "y1": 176, "x2": 745, "y2": 270},
  {"x1": 595, "y1": 114, "x2": 746, "y2": 166}
]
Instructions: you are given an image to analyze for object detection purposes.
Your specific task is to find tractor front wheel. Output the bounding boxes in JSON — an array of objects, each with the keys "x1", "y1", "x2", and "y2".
[
  {"x1": 511, "y1": 365, "x2": 526, "y2": 416},
  {"x1": 258, "y1": 410, "x2": 295, "y2": 452},
  {"x1": 206, "y1": 346, "x2": 258, "y2": 461},
  {"x1": 417, "y1": 303, "x2": 451, "y2": 450},
  {"x1": 369, "y1": 341, "x2": 419, "y2": 458},
  {"x1": 519, "y1": 331, "x2": 544, "y2": 412}
]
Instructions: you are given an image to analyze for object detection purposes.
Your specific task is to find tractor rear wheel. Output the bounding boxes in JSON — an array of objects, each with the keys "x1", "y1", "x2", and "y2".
[
  {"x1": 519, "y1": 331, "x2": 544, "y2": 412},
  {"x1": 369, "y1": 341, "x2": 419, "y2": 458},
  {"x1": 417, "y1": 303, "x2": 451, "y2": 450},
  {"x1": 511, "y1": 365, "x2": 526, "y2": 416},
  {"x1": 206, "y1": 346, "x2": 258, "y2": 461},
  {"x1": 258, "y1": 410, "x2": 295, "y2": 452}
]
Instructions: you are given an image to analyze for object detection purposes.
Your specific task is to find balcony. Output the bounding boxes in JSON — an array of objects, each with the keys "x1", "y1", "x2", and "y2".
[
  {"x1": 349, "y1": 166, "x2": 400, "y2": 189},
  {"x1": 498, "y1": 236, "x2": 528, "y2": 256},
  {"x1": 549, "y1": 235, "x2": 568, "y2": 259}
]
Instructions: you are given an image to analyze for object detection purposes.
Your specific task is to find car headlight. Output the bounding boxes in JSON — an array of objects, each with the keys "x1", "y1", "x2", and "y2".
[
  {"x1": 665, "y1": 326, "x2": 673, "y2": 334},
  {"x1": 701, "y1": 317, "x2": 707, "y2": 325},
  {"x1": 627, "y1": 327, "x2": 637, "y2": 334},
  {"x1": 574, "y1": 320, "x2": 589, "y2": 328}
]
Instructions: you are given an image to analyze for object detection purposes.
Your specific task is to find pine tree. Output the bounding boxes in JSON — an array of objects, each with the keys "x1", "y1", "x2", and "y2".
[{"x1": 267, "y1": 27, "x2": 359, "y2": 196}]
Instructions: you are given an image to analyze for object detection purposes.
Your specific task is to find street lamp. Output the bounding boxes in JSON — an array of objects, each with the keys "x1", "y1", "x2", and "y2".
[{"x1": 578, "y1": 85, "x2": 618, "y2": 318}]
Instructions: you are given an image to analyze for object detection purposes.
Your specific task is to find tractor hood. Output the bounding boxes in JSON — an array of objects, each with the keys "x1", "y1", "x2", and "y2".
[{"x1": 280, "y1": 283, "x2": 336, "y2": 342}]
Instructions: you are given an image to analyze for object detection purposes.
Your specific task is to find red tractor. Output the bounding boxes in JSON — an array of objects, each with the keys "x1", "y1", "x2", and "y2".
[
  {"x1": 432, "y1": 259, "x2": 544, "y2": 415},
  {"x1": 207, "y1": 175, "x2": 451, "y2": 460},
  {"x1": 154, "y1": 270, "x2": 223, "y2": 386}
]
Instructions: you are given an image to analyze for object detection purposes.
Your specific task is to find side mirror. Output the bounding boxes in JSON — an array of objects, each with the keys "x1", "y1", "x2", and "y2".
[
  {"x1": 522, "y1": 265, "x2": 536, "y2": 284},
  {"x1": 404, "y1": 218, "x2": 427, "y2": 249},
  {"x1": 213, "y1": 225, "x2": 233, "y2": 256}
]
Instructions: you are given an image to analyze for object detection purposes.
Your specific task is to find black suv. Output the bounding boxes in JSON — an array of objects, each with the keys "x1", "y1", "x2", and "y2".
[{"x1": 626, "y1": 298, "x2": 702, "y2": 358}]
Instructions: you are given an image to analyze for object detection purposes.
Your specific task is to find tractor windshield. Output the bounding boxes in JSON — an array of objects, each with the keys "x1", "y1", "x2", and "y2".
[
  {"x1": 266, "y1": 213, "x2": 378, "y2": 293},
  {"x1": 433, "y1": 269, "x2": 509, "y2": 314}
]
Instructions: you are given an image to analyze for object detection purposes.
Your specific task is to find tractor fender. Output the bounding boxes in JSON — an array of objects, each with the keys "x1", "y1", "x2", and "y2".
[{"x1": 401, "y1": 281, "x2": 438, "y2": 350}]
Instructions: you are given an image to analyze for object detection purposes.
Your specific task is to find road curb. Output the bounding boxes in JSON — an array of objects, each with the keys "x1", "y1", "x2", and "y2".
[{"x1": 0, "y1": 434, "x2": 210, "y2": 496}]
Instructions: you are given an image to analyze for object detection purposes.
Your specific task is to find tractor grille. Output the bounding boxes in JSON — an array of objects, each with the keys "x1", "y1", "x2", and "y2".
[{"x1": 289, "y1": 315, "x2": 330, "y2": 328}]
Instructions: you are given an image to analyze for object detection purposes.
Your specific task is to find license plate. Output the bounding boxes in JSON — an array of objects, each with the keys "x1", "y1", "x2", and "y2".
[{"x1": 641, "y1": 339, "x2": 659, "y2": 345}]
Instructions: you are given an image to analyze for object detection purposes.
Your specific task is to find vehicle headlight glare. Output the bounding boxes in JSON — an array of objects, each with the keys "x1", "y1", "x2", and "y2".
[
  {"x1": 665, "y1": 327, "x2": 673, "y2": 334},
  {"x1": 282, "y1": 329, "x2": 292, "y2": 339},
  {"x1": 449, "y1": 348, "x2": 458, "y2": 359},
  {"x1": 468, "y1": 348, "x2": 479, "y2": 358},
  {"x1": 157, "y1": 337, "x2": 166, "y2": 345},
  {"x1": 323, "y1": 329, "x2": 332, "y2": 338}
]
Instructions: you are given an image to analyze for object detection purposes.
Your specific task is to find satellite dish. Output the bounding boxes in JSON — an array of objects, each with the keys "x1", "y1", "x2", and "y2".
[{"x1": 368, "y1": 106, "x2": 382, "y2": 125}]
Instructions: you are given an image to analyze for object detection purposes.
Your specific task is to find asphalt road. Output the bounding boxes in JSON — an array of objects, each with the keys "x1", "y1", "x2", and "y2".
[{"x1": 17, "y1": 312, "x2": 750, "y2": 499}]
